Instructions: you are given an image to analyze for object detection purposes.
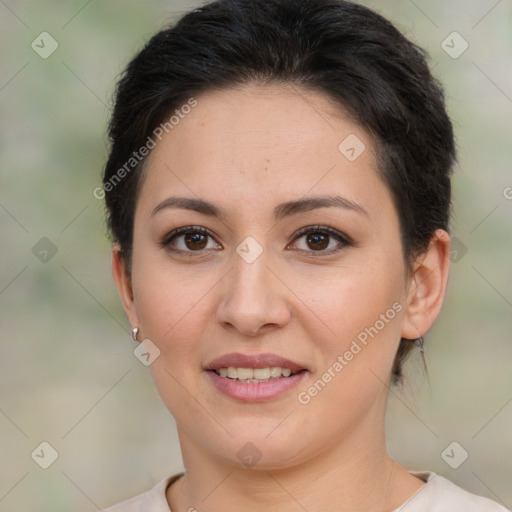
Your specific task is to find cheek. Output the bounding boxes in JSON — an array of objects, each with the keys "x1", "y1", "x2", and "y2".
[
  {"x1": 296, "y1": 260, "x2": 405, "y2": 349},
  {"x1": 131, "y1": 262, "x2": 213, "y2": 412},
  {"x1": 130, "y1": 236, "x2": 213, "y2": 332},
  {"x1": 293, "y1": 261, "x2": 406, "y2": 410},
  {"x1": 132, "y1": 266, "x2": 213, "y2": 349},
  {"x1": 292, "y1": 269, "x2": 405, "y2": 440}
]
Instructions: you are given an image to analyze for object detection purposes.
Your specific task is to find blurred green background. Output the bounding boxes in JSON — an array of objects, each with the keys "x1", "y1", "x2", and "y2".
[{"x1": 1, "y1": 1, "x2": 511, "y2": 510}]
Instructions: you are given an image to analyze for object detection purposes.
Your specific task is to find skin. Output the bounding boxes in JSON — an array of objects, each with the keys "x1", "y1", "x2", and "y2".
[{"x1": 112, "y1": 84, "x2": 451, "y2": 512}]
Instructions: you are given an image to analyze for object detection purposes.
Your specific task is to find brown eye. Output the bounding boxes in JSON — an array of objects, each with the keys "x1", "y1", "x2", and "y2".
[
  {"x1": 291, "y1": 225, "x2": 352, "y2": 255},
  {"x1": 183, "y1": 232, "x2": 208, "y2": 250},
  {"x1": 161, "y1": 226, "x2": 221, "y2": 254},
  {"x1": 305, "y1": 232, "x2": 330, "y2": 251}
]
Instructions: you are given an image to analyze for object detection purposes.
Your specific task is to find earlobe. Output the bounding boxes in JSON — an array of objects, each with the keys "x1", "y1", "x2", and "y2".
[
  {"x1": 401, "y1": 229, "x2": 451, "y2": 340},
  {"x1": 111, "y1": 244, "x2": 139, "y2": 328}
]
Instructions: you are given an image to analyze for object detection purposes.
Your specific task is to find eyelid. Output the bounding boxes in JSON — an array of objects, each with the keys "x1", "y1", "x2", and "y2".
[
  {"x1": 161, "y1": 224, "x2": 353, "y2": 256},
  {"x1": 291, "y1": 224, "x2": 353, "y2": 244},
  {"x1": 160, "y1": 225, "x2": 214, "y2": 246},
  {"x1": 288, "y1": 224, "x2": 353, "y2": 255},
  {"x1": 160, "y1": 225, "x2": 221, "y2": 256}
]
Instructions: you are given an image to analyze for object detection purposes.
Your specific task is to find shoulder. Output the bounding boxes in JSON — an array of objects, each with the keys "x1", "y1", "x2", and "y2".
[
  {"x1": 103, "y1": 473, "x2": 183, "y2": 512},
  {"x1": 395, "y1": 471, "x2": 509, "y2": 512}
]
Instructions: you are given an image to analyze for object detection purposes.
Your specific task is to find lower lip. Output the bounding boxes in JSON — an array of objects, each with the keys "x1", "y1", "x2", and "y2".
[{"x1": 206, "y1": 370, "x2": 308, "y2": 402}]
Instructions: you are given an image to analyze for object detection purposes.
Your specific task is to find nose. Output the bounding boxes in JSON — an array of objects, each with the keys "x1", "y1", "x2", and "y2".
[{"x1": 216, "y1": 249, "x2": 291, "y2": 337}]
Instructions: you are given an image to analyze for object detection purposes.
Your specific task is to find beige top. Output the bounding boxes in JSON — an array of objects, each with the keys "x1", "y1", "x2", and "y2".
[{"x1": 104, "y1": 471, "x2": 508, "y2": 511}]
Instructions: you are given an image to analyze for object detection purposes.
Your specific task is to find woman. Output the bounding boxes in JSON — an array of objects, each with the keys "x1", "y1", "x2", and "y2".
[{"x1": 102, "y1": 0, "x2": 507, "y2": 510}]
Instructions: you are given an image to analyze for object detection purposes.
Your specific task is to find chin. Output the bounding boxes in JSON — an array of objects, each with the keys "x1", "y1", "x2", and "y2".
[{"x1": 208, "y1": 428, "x2": 315, "y2": 471}]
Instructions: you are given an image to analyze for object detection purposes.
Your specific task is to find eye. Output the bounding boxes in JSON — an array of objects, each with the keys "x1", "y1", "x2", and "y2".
[
  {"x1": 161, "y1": 226, "x2": 221, "y2": 255},
  {"x1": 289, "y1": 225, "x2": 352, "y2": 255},
  {"x1": 161, "y1": 224, "x2": 352, "y2": 257}
]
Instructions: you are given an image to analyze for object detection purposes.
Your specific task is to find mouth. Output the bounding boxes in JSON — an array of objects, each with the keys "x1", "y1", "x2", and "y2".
[{"x1": 204, "y1": 353, "x2": 308, "y2": 401}]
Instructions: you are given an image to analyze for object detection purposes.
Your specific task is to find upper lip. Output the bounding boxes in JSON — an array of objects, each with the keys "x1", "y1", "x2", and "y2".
[{"x1": 204, "y1": 352, "x2": 307, "y2": 373}]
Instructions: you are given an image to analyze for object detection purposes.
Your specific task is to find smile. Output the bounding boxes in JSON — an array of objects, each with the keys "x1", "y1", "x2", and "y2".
[
  {"x1": 214, "y1": 366, "x2": 298, "y2": 382},
  {"x1": 204, "y1": 353, "x2": 309, "y2": 402}
]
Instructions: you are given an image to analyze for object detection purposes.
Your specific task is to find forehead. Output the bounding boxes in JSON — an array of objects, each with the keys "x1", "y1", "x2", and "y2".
[
  {"x1": 147, "y1": 84, "x2": 367, "y2": 168},
  {"x1": 138, "y1": 84, "x2": 391, "y2": 222}
]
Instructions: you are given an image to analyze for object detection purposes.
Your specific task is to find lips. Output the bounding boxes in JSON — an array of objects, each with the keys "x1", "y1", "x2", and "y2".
[
  {"x1": 204, "y1": 352, "x2": 309, "y2": 402},
  {"x1": 204, "y1": 352, "x2": 307, "y2": 373}
]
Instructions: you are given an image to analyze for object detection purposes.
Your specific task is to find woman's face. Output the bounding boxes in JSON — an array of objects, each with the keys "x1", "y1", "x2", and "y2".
[{"x1": 114, "y1": 84, "x2": 432, "y2": 469}]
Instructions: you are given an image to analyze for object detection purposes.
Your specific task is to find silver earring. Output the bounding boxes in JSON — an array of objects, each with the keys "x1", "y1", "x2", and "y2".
[
  {"x1": 131, "y1": 327, "x2": 139, "y2": 342},
  {"x1": 415, "y1": 336, "x2": 424, "y2": 353}
]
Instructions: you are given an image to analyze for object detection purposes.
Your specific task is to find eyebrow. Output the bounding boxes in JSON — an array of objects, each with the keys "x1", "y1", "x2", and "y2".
[{"x1": 150, "y1": 194, "x2": 368, "y2": 220}]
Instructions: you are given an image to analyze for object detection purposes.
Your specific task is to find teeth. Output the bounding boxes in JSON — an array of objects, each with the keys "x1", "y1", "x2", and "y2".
[
  {"x1": 269, "y1": 366, "x2": 281, "y2": 378},
  {"x1": 253, "y1": 368, "x2": 270, "y2": 379},
  {"x1": 215, "y1": 366, "x2": 297, "y2": 381},
  {"x1": 236, "y1": 367, "x2": 253, "y2": 380}
]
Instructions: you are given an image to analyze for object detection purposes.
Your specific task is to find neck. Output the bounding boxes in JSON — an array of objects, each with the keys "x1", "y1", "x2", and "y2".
[{"x1": 167, "y1": 400, "x2": 424, "y2": 512}]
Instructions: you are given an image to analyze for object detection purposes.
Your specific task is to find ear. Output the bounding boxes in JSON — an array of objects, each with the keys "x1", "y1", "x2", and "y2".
[
  {"x1": 111, "y1": 244, "x2": 139, "y2": 330},
  {"x1": 401, "y1": 229, "x2": 451, "y2": 340}
]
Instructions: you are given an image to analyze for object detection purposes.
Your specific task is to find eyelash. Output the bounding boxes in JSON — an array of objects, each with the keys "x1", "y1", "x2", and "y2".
[{"x1": 160, "y1": 225, "x2": 353, "y2": 258}]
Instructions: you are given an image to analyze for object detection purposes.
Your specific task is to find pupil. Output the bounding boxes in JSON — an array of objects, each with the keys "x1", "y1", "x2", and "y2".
[
  {"x1": 185, "y1": 232, "x2": 207, "y2": 250},
  {"x1": 308, "y1": 232, "x2": 328, "y2": 250}
]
